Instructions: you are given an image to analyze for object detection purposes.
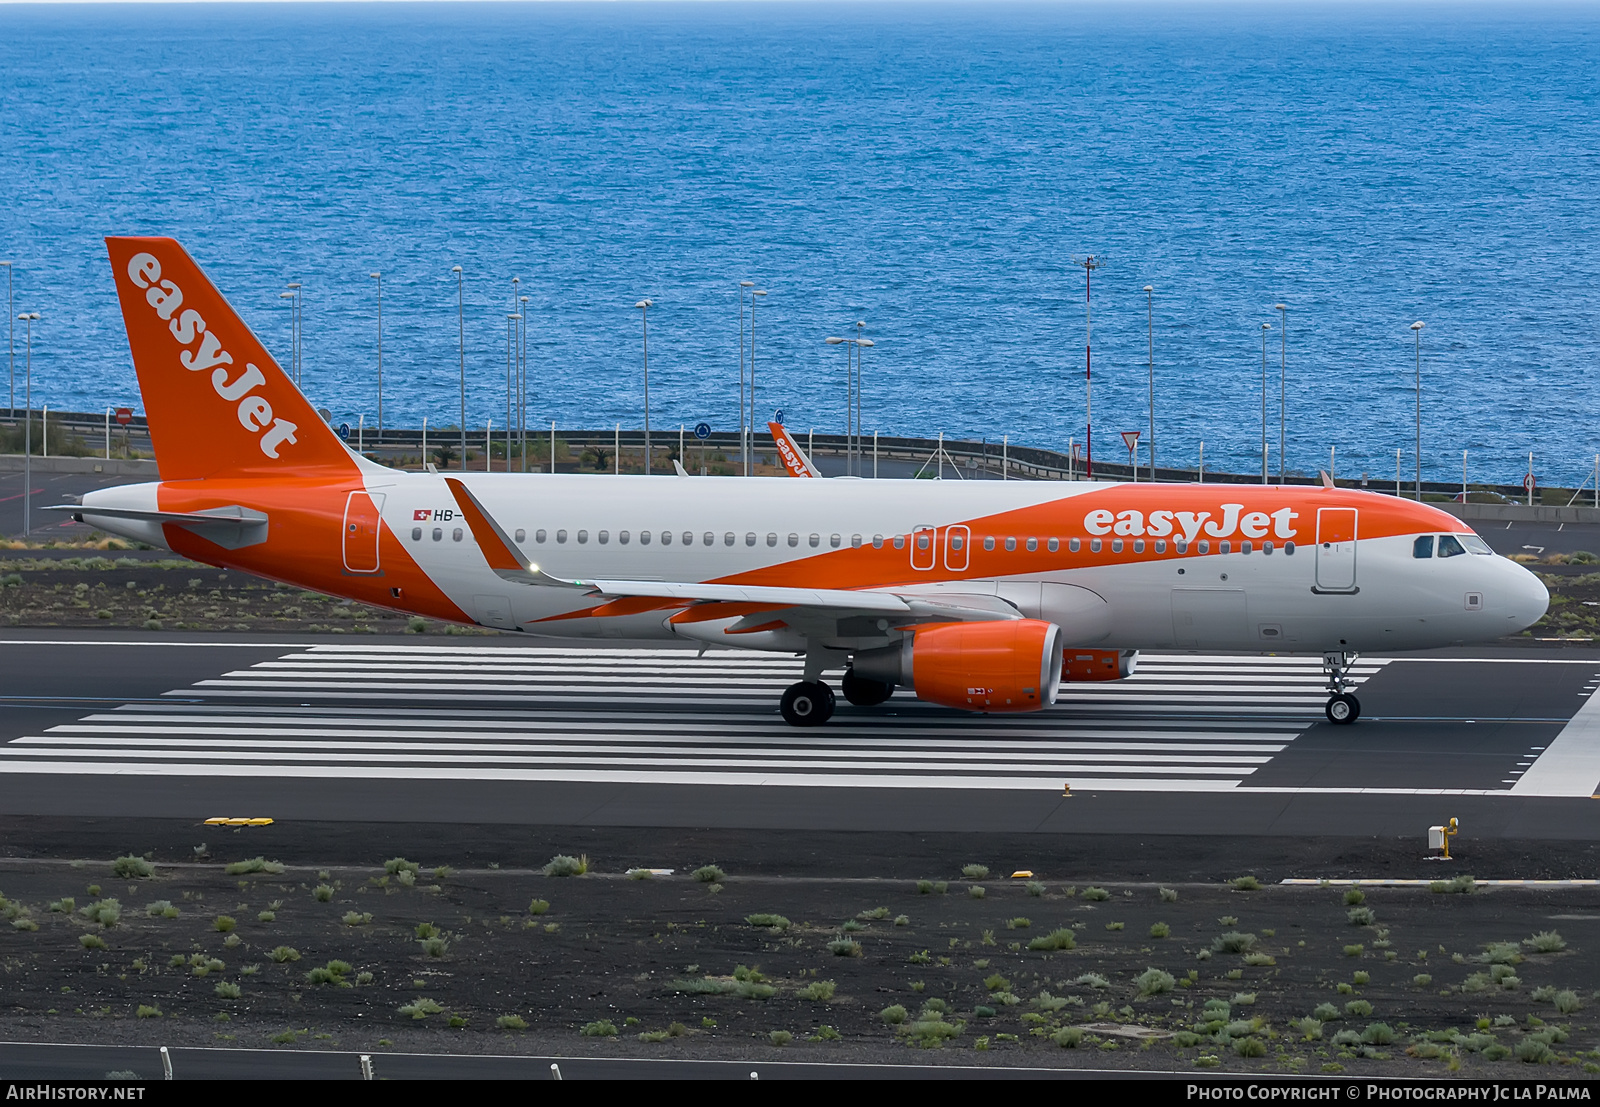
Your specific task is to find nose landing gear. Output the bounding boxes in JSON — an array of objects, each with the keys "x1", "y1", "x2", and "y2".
[{"x1": 1322, "y1": 651, "x2": 1360, "y2": 724}]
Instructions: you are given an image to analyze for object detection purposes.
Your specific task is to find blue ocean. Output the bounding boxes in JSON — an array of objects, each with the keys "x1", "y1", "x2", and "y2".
[{"x1": 2, "y1": 2, "x2": 1598, "y2": 485}]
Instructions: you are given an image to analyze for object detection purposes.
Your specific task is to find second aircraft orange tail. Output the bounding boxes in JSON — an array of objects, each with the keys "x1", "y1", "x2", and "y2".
[
  {"x1": 768, "y1": 422, "x2": 821, "y2": 478},
  {"x1": 106, "y1": 236, "x2": 353, "y2": 482}
]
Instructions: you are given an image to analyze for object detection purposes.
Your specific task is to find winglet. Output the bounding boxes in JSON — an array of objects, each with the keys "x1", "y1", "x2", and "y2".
[
  {"x1": 769, "y1": 421, "x2": 821, "y2": 477},
  {"x1": 443, "y1": 477, "x2": 583, "y2": 589},
  {"x1": 672, "y1": 458, "x2": 690, "y2": 477},
  {"x1": 1319, "y1": 470, "x2": 1335, "y2": 489}
]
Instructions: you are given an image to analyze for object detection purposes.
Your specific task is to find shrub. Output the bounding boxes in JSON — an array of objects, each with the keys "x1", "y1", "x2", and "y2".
[
  {"x1": 497, "y1": 1015, "x2": 528, "y2": 1031},
  {"x1": 1429, "y1": 875, "x2": 1474, "y2": 894},
  {"x1": 1480, "y1": 941, "x2": 1524, "y2": 964},
  {"x1": 543, "y1": 855, "x2": 589, "y2": 877},
  {"x1": 268, "y1": 946, "x2": 300, "y2": 963},
  {"x1": 1482, "y1": 1044, "x2": 1512, "y2": 1062},
  {"x1": 135, "y1": 1005, "x2": 161, "y2": 1019},
  {"x1": 1523, "y1": 930, "x2": 1566, "y2": 953},
  {"x1": 1292, "y1": 1017, "x2": 1324, "y2": 1040},
  {"x1": 1212, "y1": 931, "x2": 1258, "y2": 954},
  {"x1": 841, "y1": 920, "x2": 864, "y2": 933},
  {"x1": 580, "y1": 1020, "x2": 618, "y2": 1037},
  {"x1": 214, "y1": 982, "x2": 241, "y2": 999},
  {"x1": 769, "y1": 1030, "x2": 792, "y2": 1046},
  {"x1": 968, "y1": 885, "x2": 985, "y2": 899},
  {"x1": 342, "y1": 911, "x2": 372, "y2": 926},
  {"x1": 1026, "y1": 881, "x2": 1045, "y2": 897},
  {"x1": 1344, "y1": 888, "x2": 1365, "y2": 906},
  {"x1": 1135, "y1": 968, "x2": 1176, "y2": 996},
  {"x1": 528, "y1": 899, "x2": 550, "y2": 915},
  {"x1": 1073, "y1": 972, "x2": 1110, "y2": 990},
  {"x1": 1051, "y1": 1026, "x2": 1084, "y2": 1048},
  {"x1": 1347, "y1": 907, "x2": 1375, "y2": 926},
  {"x1": 1233, "y1": 1036, "x2": 1267, "y2": 1057},
  {"x1": 1159, "y1": 887, "x2": 1178, "y2": 902},
  {"x1": 420, "y1": 937, "x2": 449, "y2": 958},
  {"x1": 313, "y1": 885, "x2": 334, "y2": 903},
  {"x1": 1413, "y1": 974, "x2": 1433, "y2": 987},
  {"x1": 1361, "y1": 1022, "x2": 1396, "y2": 1045},
  {"x1": 1231, "y1": 875, "x2": 1262, "y2": 891},
  {"x1": 916, "y1": 880, "x2": 933, "y2": 894},
  {"x1": 1515, "y1": 1037, "x2": 1554, "y2": 1064},
  {"x1": 746, "y1": 914, "x2": 790, "y2": 930},
  {"x1": 1312, "y1": 1002, "x2": 1340, "y2": 1021},
  {"x1": 49, "y1": 898, "x2": 75, "y2": 914},
  {"x1": 1352, "y1": 970, "x2": 1370, "y2": 985},
  {"x1": 827, "y1": 939, "x2": 861, "y2": 957},
  {"x1": 1082, "y1": 887, "x2": 1111, "y2": 901},
  {"x1": 1343, "y1": 944, "x2": 1364, "y2": 957},
  {"x1": 1105, "y1": 921, "x2": 1124, "y2": 931},
  {"x1": 399, "y1": 998, "x2": 444, "y2": 1020},
  {"x1": 1027, "y1": 929, "x2": 1076, "y2": 952},
  {"x1": 1243, "y1": 952, "x2": 1276, "y2": 967},
  {"x1": 143, "y1": 900, "x2": 174, "y2": 918},
  {"x1": 797, "y1": 980, "x2": 835, "y2": 1001},
  {"x1": 1006, "y1": 917, "x2": 1031, "y2": 930},
  {"x1": 224, "y1": 857, "x2": 284, "y2": 876},
  {"x1": 79, "y1": 933, "x2": 107, "y2": 950},
  {"x1": 902, "y1": 1019, "x2": 961, "y2": 1045},
  {"x1": 1232, "y1": 992, "x2": 1257, "y2": 1006},
  {"x1": 894, "y1": 914, "x2": 910, "y2": 927},
  {"x1": 961, "y1": 864, "x2": 990, "y2": 880},
  {"x1": 213, "y1": 916, "x2": 236, "y2": 933},
  {"x1": 1555, "y1": 990, "x2": 1581, "y2": 1014},
  {"x1": 880, "y1": 1004, "x2": 907, "y2": 1025},
  {"x1": 111, "y1": 856, "x2": 154, "y2": 879},
  {"x1": 79, "y1": 899, "x2": 121, "y2": 928},
  {"x1": 1150, "y1": 922, "x2": 1171, "y2": 938},
  {"x1": 983, "y1": 973, "x2": 1011, "y2": 993},
  {"x1": 690, "y1": 864, "x2": 725, "y2": 883},
  {"x1": 1344, "y1": 1000, "x2": 1373, "y2": 1018}
]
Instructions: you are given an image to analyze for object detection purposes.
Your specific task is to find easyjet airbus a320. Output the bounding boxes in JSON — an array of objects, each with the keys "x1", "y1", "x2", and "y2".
[{"x1": 66, "y1": 238, "x2": 1549, "y2": 726}]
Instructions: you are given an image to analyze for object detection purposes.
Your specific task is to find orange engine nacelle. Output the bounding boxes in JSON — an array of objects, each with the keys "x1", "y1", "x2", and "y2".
[
  {"x1": 1062, "y1": 649, "x2": 1139, "y2": 683},
  {"x1": 854, "y1": 620, "x2": 1064, "y2": 713}
]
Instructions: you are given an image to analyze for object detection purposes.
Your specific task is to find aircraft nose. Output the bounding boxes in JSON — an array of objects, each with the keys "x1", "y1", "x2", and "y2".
[{"x1": 1505, "y1": 561, "x2": 1550, "y2": 634}]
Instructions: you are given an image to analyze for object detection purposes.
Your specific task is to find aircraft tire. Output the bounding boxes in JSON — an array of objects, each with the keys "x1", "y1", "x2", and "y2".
[
  {"x1": 781, "y1": 681, "x2": 836, "y2": 727},
  {"x1": 1325, "y1": 693, "x2": 1360, "y2": 725},
  {"x1": 841, "y1": 668, "x2": 895, "y2": 707}
]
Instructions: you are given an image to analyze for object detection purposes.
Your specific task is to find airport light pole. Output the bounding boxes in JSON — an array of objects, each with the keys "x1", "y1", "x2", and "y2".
[
  {"x1": 506, "y1": 314, "x2": 518, "y2": 471},
  {"x1": 1260, "y1": 323, "x2": 1271, "y2": 485},
  {"x1": 452, "y1": 266, "x2": 465, "y2": 471},
  {"x1": 278, "y1": 292, "x2": 296, "y2": 381},
  {"x1": 1275, "y1": 303, "x2": 1287, "y2": 483},
  {"x1": 854, "y1": 321, "x2": 869, "y2": 476},
  {"x1": 636, "y1": 299, "x2": 653, "y2": 475},
  {"x1": 369, "y1": 273, "x2": 382, "y2": 441},
  {"x1": 286, "y1": 283, "x2": 302, "y2": 386},
  {"x1": 519, "y1": 295, "x2": 530, "y2": 474},
  {"x1": 2, "y1": 261, "x2": 12, "y2": 413},
  {"x1": 18, "y1": 312, "x2": 37, "y2": 537},
  {"x1": 738, "y1": 280, "x2": 753, "y2": 478},
  {"x1": 1073, "y1": 255, "x2": 1102, "y2": 478},
  {"x1": 749, "y1": 290, "x2": 766, "y2": 476},
  {"x1": 1411, "y1": 320, "x2": 1425, "y2": 500},
  {"x1": 1144, "y1": 285, "x2": 1154, "y2": 479}
]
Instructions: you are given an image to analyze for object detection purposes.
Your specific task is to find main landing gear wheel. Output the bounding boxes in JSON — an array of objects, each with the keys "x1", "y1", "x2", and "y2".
[
  {"x1": 1326, "y1": 693, "x2": 1361, "y2": 725},
  {"x1": 841, "y1": 668, "x2": 894, "y2": 707},
  {"x1": 781, "y1": 681, "x2": 836, "y2": 727}
]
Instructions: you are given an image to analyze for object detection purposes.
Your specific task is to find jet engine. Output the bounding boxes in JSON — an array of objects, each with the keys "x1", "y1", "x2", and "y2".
[{"x1": 852, "y1": 619, "x2": 1064, "y2": 712}]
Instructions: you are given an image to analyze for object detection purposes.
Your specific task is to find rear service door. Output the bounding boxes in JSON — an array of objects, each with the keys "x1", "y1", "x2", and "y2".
[
  {"x1": 911, "y1": 524, "x2": 937, "y2": 571},
  {"x1": 1314, "y1": 507, "x2": 1358, "y2": 592},
  {"x1": 944, "y1": 524, "x2": 971, "y2": 572},
  {"x1": 343, "y1": 491, "x2": 386, "y2": 574}
]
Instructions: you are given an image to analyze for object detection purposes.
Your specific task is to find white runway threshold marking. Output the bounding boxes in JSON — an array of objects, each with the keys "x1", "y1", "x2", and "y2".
[
  {"x1": 0, "y1": 645, "x2": 1386, "y2": 791},
  {"x1": 1512, "y1": 682, "x2": 1600, "y2": 797}
]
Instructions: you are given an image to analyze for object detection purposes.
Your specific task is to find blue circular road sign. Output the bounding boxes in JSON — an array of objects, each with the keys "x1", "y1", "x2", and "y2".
[
  {"x1": 338, "y1": 422, "x2": 351, "y2": 441},
  {"x1": 693, "y1": 422, "x2": 711, "y2": 440}
]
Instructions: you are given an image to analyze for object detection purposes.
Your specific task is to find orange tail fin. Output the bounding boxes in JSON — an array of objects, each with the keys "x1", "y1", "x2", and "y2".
[
  {"x1": 768, "y1": 421, "x2": 821, "y2": 477},
  {"x1": 106, "y1": 237, "x2": 352, "y2": 481}
]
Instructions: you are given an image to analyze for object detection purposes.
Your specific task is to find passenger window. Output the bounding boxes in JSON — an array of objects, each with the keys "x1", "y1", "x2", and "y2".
[
  {"x1": 1004, "y1": 537, "x2": 1016, "y2": 552},
  {"x1": 1047, "y1": 538, "x2": 1059, "y2": 553},
  {"x1": 683, "y1": 532, "x2": 694, "y2": 546},
  {"x1": 577, "y1": 530, "x2": 588, "y2": 544},
  {"x1": 789, "y1": 534, "x2": 800, "y2": 547},
  {"x1": 872, "y1": 535, "x2": 884, "y2": 549},
  {"x1": 1069, "y1": 538, "x2": 1081, "y2": 552},
  {"x1": 1175, "y1": 540, "x2": 1187, "y2": 553},
  {"x1": 851, "y1": 534, "x2": 862, "y2": 548},
  {"x1": 830, "y1": 534, "x2": 841, "y2": 548},
  {"x1": 917, "y1": 534, "x2": 930, "y2": 551},
  {"x1": 1025, "y1": 538, "x2": 1038, "y2": 552},
  {"x1": 1134, "y1": 539, "x2": 1145, "y2": 553},
  {"x1": 1241, "y1": 541, "x2": 1252, "y2": 554},
  {"x1": 1219, "y1": 540, "x2": 1230, "y2": 554},
  {"x1": 619, "y1": 531, "x2": 630, "y2": 545},
  {"x1": 514, "y1": 529, "x2": 526, "y2": 543},
  {"x1": 745, "y1": 533, "x2": 756, "y2": 546},
  {"x1": 1438, "y1": 534, "x2": 1467, "y2": 558},
  {"x1": 660, "y1": 531, "x2": 672, "y2": 546},
  {"x1": 725, "y1": 533, "x2": 736, "y2": 546},
  {"x1": 1285, "y1": 541, "x2": 1296, "y2": 555},
  {"x1": 705, "y1": 533, "x2": 715, "y2": 546},
  {"x1": 640, "y1": 531, "x2": 652, "y2": 546},
  {"x1": 1198, "y1": 540, "x2": 1210, "y2": 554},
  {"x1": 1413, "y1": 535, "x2": 1435, "y2": 559},
  {"x1": 950, "y1": 535, "x2": 964, "y2": 551},
  {"x1": 453, "y1": 528, "x2": 464, "y2": 542},
  {"x1": 535, "y1": 529, "x2": 547, "y2": 543},
  {"x1": 1112, "y1": 539, "x2": 1124, "y2": 553},
  {"x1": 1155, "y1": 540, "x2": 1167, "y2": 554},
  {"x1": 983, "y1": 536, "x2": 995, "y2": 551},
  {"x1": 1090, "y1": 539, "x2": 1102, "y2": 553},
  {"x1": 411, "y1": 527, "x2": 422, "y2": 541},
  {"x1": 1460, "y1": 534, "x2": 1494, "y2": 555},
  {"x1": 598, "y1": 530, "x2": 609, "y2": 544},
  {"x1": 1262, "y1": 541, "x2": 1273, "y2": 554},
  {"x1": 893, "y1": 535, "x2": 905, "y2": 549},
  {"x1": 766, "y1": 533, "x2": 777, "y2": 547}
]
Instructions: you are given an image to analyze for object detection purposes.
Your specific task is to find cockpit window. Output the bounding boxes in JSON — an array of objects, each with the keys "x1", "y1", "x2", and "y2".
[
  {"x1": 1459, "y1": 534, "x2": 1494, "y2": 555},
  {"x1": 1413, "y1": 536, "x2": 1435, "y2": 559},
  {"x1": 1437, "y1": 534, "x2": 1467, "y2": 558}
]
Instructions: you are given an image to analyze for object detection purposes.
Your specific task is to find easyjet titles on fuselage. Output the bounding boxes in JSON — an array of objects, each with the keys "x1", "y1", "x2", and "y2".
[
  {"x1": 124, "y1": 252, "x2": 300, "y2": 460},
  {"x1": 1082, "y1": 504, "x2": 1300, "y2": 543}
]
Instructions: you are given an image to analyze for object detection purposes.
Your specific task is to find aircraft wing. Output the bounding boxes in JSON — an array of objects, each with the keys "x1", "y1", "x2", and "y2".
[{"x1": 443, "y1": 478, "x2": 1018, "y2": 624}]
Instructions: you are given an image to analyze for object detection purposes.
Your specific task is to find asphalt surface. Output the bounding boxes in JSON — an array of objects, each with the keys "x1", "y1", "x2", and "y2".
[
  {"x1": 0, "y1": 631, "x2": 1595, "y2": 838},
  {"x1": 0, "y1": 467, "x2": 134, "y2": 540}
]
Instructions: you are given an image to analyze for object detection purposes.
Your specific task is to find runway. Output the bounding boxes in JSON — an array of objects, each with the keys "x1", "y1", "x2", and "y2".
[{"x1": 0, "y1": 633, "x2": 1597, "y2": 835}]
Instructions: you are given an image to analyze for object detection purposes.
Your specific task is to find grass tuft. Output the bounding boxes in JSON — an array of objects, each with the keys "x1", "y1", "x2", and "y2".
[
  {"x1": 1429, "y1": 874, "x2": 1475, "y2": 894},
  {"x1": 224, "y1": 857, "x2": 284, "y2": 876},
  {"x1": 797, "y1": 980, "x2": 835, "y2": 1001},
  {"x1": 342, "y1": 911, "x2": 372, "y2": 926},
  {"x1": 880, "y1": 1004, "x2": 907, "y2": 1025},
  {"x1": 1026, "y1": 929, "x2": 1076, "y2": 952},
  {"x1": 1523, "y1": 930, "x2": 1566, "y2": 953},
  {"x1": 213, "y1": 916, "x2": 236, "y2": 933},
  {"x1": 497, "y1": 1015, "x2": 528, "y2": 1031},
  {"x1": 1554, "y1": 990, "x2": 1581, "y2": 1014},
  {"x1": 827, "y1": 938, "x2": 862, "y2": 957},
  {"x1": 691, "y1": 864, "x2": 725, "y2": 883},
  {"x1": 1135, "y1": 968, "x2": 1176, "y2": 996},
  {"x1": 111, "y1": 856, "x2": 154, "y2": 879},
  {"x1": 769, "y1": 1030, "x2": 793, "y2": 1046},
  {"x1": 1212, "y1": 931, "x2": 1258, "y2": 954},
  {"x1": 746, "y1": 913, "x2": 791, "y2": 930},
  {"x1": 135, "y1": 1005, "x2": 161, "y2": 1019},
  {"x1": 313, "y1": 885, "x2": 334, "y2": 903},
  {"x1": 399, "y1": 998, "x2": 444, "y2": 1020},
  {"x1": 1347, "y1": 907, "x2": 1376, "y2": 926},
  {"x1": 968, "y1": 885, "x2": 985, "y2": 899},
  {"x1": 579, "y1": 1020, "x2": 618, "y2": 1037},
  {"x1": 1231, "y1": 875, "x2": 1262, "y2": 891},
  {"x1": 1081, "y1": 887, "x2": 1111, "y2": 901},
  {"x1": 1159, "y1": 887, "x2": 1178, "y2": 902},
  {"x1": 542, "y1": 854, "x2": 589, "y2": 877},
  {"x1": 79, "y1": 899, "x2": 121, "y2": 928},
  {"x1": 1026, "y1": 881, "x2": 1045, "y2": 897},
  {"x1": 1150, "y1": 922, "x2": 1171, "y2": 939},
  {"x1": 1006, "y1": 917, "x2": 1031, "y2": 929},
  {"x1": 1344, "y1": 888, "x2": 1365, "y2": 905},
  {"x1": 961, "y1": 864, "x2": 990, "y2": 880},
  {"x1": 1344, "y1": 999, "x2": 1373, "y2": 1018},
  {"x1": 79, "y1": 933, "x2": 107, "y2": 950},
  {"x1": 268, "y1": 946, "x2": 300, "y2": 963},
  {"x1": 143, "y1": 900, "x2": 177, "y2": 919},
  {"x1": 214, "y1": 982, "x2": 241, "y2": 999},
  {"x1": 527, "y1": 899, "x2": 550, "y2": 915}
]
